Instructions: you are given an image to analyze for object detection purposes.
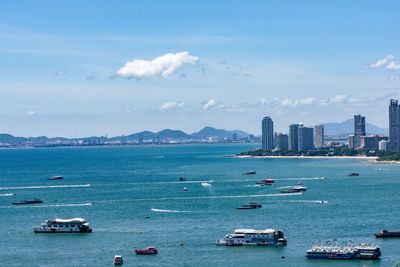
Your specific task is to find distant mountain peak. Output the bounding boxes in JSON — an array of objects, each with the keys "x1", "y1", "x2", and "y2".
[{"x1": 323, "y1": 119, "x2": 388, "y2": 136}]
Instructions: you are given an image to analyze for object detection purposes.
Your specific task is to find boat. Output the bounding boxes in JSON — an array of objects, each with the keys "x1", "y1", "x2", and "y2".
[
  {"x1": 243, "y1": 171, "x2": 256, "y2": 175},
  {"x1": 179, "y1": 176, "x2": 186, "y2": 181},
  {"x1": 135, "y1": 246, "x2": 158, "y2": 255},
  {"x1": 113, "y1": 255, "x2": 123, "y2": 265},
  {"x1": 348, "y1": 172, "x2": 359, "y2": 176},
  {"x1": 216, "y1": 228, "x2": 287, "y2": 246},
  {"x1": 48, "y1": 176, "x2": 64, "y2": 180},
  {"x1": 12, "y1": 199, "x2": 43, "y2": 205},
  {"x1": 237, "y1": 202, "x2": 262, "y2": 209},
  {"x1": 375, "y1": 230, "x2": 400, "y2": 238},
  {"x1": 183, "y1": 187, "x2": 188, "y2": 191},
  {"x1": 33, "y1": 217, "x2": 92, "y2": 233},
  {"x1": 280, "y1": 185, "x2": 307, "y2": 193},
  {"x1": 305, "y1": 241, "x2": 381, "y2": 260},
  {"x1": 256, "y1": 179, "x2": 274, "y2": 185}
]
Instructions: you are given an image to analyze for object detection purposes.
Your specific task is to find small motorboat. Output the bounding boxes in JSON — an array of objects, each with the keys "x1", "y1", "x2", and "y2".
[
  {"x1": 183, "y1": 187, "x2": 188, "y2": 192},
  {"x1": 12, "y1": 199, "x2": 43, "y2": 205},
  {"x1": 243, "y1": 171, "x2": 256, "y2": 175},
  {"x1": 48, "y1": 176, "x2": 64, "y2": 180},
  {"x1": 179, "y1": 176, "x2": 186, "y2": 181},
  {"x1": 237, "y1": 202, "x2": 262, "y2": 209},
  {"x1": 135, "y1": 246, "x2": 158, "y2": 255},
  {"x1": 280, "y1": 186, "x2": 307, "y2": 193},
  {"x1": 256, "y1": 178, "x2": 274, "y2": 185},
  {"x1": 375, "y1": 230, "x2": 400, "y2": 238},
  {"x1": 348, "y1": 172, "x2": 360, "y2": 176},
  {"x1": 113, "y1": 255, "x2": 123, "y2": 265}
]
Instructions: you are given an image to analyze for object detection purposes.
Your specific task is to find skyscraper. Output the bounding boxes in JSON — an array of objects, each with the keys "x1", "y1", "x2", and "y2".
[
  {"x1": 354, "y1": 114, "x2": 366, "y2": 148},
  {"x1": 289, "y1": 124, "x2": 301, "y2": 151},
  {"x1": 262, "y1": 116, "x2": 274, "y2": 151},
  {"x1": 275, "y1": 133, "x2": 289, "y2": 152},
  {"x1": 314, "y1": 124, "x2": 324, "y2": 148},
  {"x1": 298, "y1": 126, "x2": 314, "y2": 151},
  {"x1": 389, "y1": 99, "x2": 400, "y2": 152}
]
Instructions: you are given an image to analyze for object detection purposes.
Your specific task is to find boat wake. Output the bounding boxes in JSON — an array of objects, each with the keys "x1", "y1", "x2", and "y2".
[
  {"x1": 0, "y1": 184, "x2": 91, "y2": 191},
  {"x1": 0, "y1": 202, "x2": 93, "y2": 209},
  {"x1": 151, "y1": 208, "x2": 190, "y2": 213},
  {"x1": 275, "y1": 177, "x2": 325, "y2": 181},
  {"x1": 269, "y1": 200, "x2": 329, "y2": 204},
  {"x1": 0, "y1": 193, "x2": 15, "y2": 197}
]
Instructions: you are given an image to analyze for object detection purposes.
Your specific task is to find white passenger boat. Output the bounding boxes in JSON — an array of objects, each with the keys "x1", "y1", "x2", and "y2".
[
  {"x1": 33, "y1": 218, "x2": 92, "y2": 233},
  {"x1": 216, "y1": 228, "x2": 287, "y2": 246}
]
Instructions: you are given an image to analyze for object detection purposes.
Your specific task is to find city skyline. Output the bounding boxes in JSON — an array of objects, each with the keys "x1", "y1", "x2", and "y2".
[{"x1": 1, "y1": 1, "x2": 400, "y2": 136}]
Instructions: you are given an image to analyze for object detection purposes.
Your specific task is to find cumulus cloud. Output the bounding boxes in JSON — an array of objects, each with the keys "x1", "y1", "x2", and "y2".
[
  {"x1": 160, "y1": 101, "x2": 185, "y2": 111},
  {"x1": 369, "y1": 55, "x2": 400, "y2": 70},
  {"x1": 329, "y1": 94, "x2": 348, "y2": 103},
  {"x1": 55, "y1": 69, "x2": 66, "y2": 76},
  {"x1": 279, "y1": 97, "x2": 317, "y2": 107},
  {"x1": 25, "y1": 110, "x2": 36, "y2": 116},
  {"x1": 117, "y1": 51, "x2": 199, "y2": 79},
  {"x1": 202, "y1": 99, "x2": 217, "y2": 110}
]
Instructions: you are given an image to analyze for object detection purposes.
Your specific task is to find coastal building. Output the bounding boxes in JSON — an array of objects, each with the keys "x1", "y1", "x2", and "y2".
[
  {"x1": 298, "y1": 126, "x2": 314, "y2": 151},
  {"x1": 275, "y1": 133, "x2": 289, "y2": 152},
  {"x1": 262, "y1": 116, "x2": 274, "y2": 151},
  {"x1": 379, "y1": 140, "x2": 388, "y2": 151},
  {"x1": 389, "y1": 99, "x2": 400, "y2": 152},
  {"x1": 354, "y1": 114, "x2": 366, "y2": 149},
  {"x1": 314, "y1": 124, "x2": 324, "y2": 148},
  {"x1": 348, "y1": 135, "x2": 355, "y2": 149},
  {"x1": 289, "y1": 123, "x2": 301, "y2": 151},
  {"x1": 360, "y1": 135, "x2": 388, "y2": 150}
]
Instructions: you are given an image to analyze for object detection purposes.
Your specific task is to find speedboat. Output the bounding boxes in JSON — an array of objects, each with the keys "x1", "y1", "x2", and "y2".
[
  {"x1": 375, "y1": 230, "x2": 400, "y2": 238},
  {"x1": 113, "y1": 255, "x2": 123, "y2": 265},
  {"x1": 237, "y1": 202, "x2": 262, "y2": 209},
  {"x1": 135, "y1": 246, "x2": 158, "y2": 255},
  {"x1": 179, "y1": 176, "x2": 186, "y2": 181},
  {"x1": 280, "y1": 185, "x2": 307, "y2": 193},
  {"x1": 243, "y1": 171, "x2": 256, "y2": 175},
  {"x1": 12, "y1": 199, "x2": 43, "y2": 205},
  {"x1": 256, "y1": 179, "x2": 274, "y2": 185},
  {"x1": 348, "y1": 172, "x2": 359, "y2": 176},
  {"x1": 48, "y1": 176, "x2": 64, "y2": 180}
]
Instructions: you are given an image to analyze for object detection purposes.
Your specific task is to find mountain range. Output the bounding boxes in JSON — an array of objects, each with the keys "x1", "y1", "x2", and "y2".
[{"x1": 323, "y1": 119, "x2": 388, "y2": 136}]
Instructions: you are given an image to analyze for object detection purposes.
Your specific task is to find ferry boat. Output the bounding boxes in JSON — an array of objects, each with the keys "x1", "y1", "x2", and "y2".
[
  {"x1": 375, "y1": 229, "x2": 400, "y2": 238},
  {"x1": 135, "y1": 246, "x2": 158, "y2": 255},
  {"x1": 33, "y1": 218, "x2": 92, "y2": 233},
  {"x1": 12, "y1": 199, "x2": 43, "y2": 205},
  {"x1": 48, "y1": 176, "x2": 64, "y2": 180},
  {"x1": 236, "y1": 202, "x2": 262, "y2": 209},
  {"x1": 243, "y1": 171, "x2": 256, "y2": 175},
  {"x1": 216, "y1": 228, "x2": 287, "y2": 246},
  {"x1": 305, "y1": 241, "x2": 381, "y2": 260},
  {"x1": 113, "y1": 255, "x2": 123, "y2": 265}
]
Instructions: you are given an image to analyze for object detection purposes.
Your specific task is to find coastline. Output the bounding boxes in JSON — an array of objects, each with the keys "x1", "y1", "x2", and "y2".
[{"x1": 235, "y1": 155, "x2": 378, "y2": 160}]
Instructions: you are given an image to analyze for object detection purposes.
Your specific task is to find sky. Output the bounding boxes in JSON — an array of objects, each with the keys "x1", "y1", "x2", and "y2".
[{"x1": 0, "y1": 0, "x2": 400, "y2": 137}]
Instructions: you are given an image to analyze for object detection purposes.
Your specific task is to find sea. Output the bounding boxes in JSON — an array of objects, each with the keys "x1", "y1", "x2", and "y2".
[{"x1": 0, "y1": 143, "x2": 399, "y2": 267}]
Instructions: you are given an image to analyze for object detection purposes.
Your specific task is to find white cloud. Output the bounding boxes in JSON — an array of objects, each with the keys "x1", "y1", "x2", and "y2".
[
  {"x1": 389, "y1": 75, "x2": 400, "y2": 80},
  {"x1": 117, "y1": 51, "x2": 199, "y2": 79},
  {"x1": 202, "y1": 99, "x2": 217, "y2": 110},
  {"x1": 279, "y1": 97, "x2": 317, "y2": 107},
  {"x1": 55, "y1": 69, "x2": 65, "y2": 76},
  {"x1": 329, "y1": 94, "x2": 348, "y2": 103},
  {"x1": 25, "y1": 110, "x2": 36, "y2": 116},
  {"x1": 370, "y1": 55, "x2": 394, "y2": 68},
  {"x1": 387, "y1": 61, "x2": 400, "y2": 70},
  {"x1": 160, "y1": 101, "x2": 185, "y2": 111}
]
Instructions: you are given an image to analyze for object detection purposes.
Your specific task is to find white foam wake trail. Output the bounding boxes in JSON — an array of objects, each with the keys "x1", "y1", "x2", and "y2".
[
  {"x1": 275, "y1": 177, "x2": 326, "y2": 181},
  {"x1": 269, "y1": 200, "x2": 329, "y2": 204},
  {"x1": 151, "y1": 208, "x2": 190, "y2": 213},
  {"x1": 0, "y1": 202, "x2": 93, "y2": 209},
  {"x1": 0, "y1": 193, "x2": 15, "y2": 197},
  {"x1": 0, "y1": 184, "x2": 91, "y2": 191}
]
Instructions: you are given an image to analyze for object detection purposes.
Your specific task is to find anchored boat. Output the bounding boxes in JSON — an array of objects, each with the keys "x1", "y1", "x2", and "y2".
[
  {"x1": 33, "y1": 218, "x2": 92, "y2": 233},
  {"x1": 216, "y1": 228, "x2": 287, "y2": 246},
  {"x1": 305, "y1": 241, "x2": 381, "y2": 260}
]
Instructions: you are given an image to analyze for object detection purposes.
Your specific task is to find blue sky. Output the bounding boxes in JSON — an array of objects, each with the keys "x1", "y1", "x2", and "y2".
[{"x1": 0, "y1": 0, "x2": 399, "y2": 137}]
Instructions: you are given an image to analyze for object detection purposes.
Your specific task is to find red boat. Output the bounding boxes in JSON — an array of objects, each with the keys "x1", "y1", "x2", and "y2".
[
  {"x1": 135, "y1": 246, "x2": 158, "y2": 255},
  {"x1": 256, "y1": 178, "x2": 274, "y2": 185}
]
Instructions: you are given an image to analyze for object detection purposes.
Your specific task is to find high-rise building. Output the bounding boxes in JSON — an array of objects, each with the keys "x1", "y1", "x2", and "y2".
[
  {"x1": 262, "y1": 116, "x2": 274, "y2": 151},
  {"x1": 275, "y1": 133, "x2": 289, "y2": 152},
  {"x1": 354, "y1": 114, "x2": 366, "y2": 148},
  {"x1": 379, "y1": 140, "x2": 388, "y2": 151},
  {"x1": 289, "y1": 124, "x2": 301, "y2": 151},
  {"x1": 360, "y1": 135, "x2": 388, "y2": 149},
  {"x1": 298, "y1": 126, "x2": 314, "y2": 151},
  {"x1": 389, "y1": 99, "x2": 400, "y2": 152},
  {"x1": 348, "y1": 135, "x2": 355, "y2": 149},
  {"x1": 314, "y1": 124, "x2": 324, "y2": 148}
]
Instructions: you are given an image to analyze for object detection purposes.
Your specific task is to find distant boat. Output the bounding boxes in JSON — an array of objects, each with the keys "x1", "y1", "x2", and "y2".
[
  {"x1": 243, "y1": 171, "x2": 256, "y2": 175},
  {"x1": 12, "y1": 199, "x2": 43, "y2": 205},
  {"x1": 183, "y1": 187, "x2": 188, "y2": 192},
  {"x1": 48, "y1": 176, "x2": 64, "y2": 180},
  {"x1": 256, "y1": 179, "x2": 274, "y2": 185},
  {"x1": 348, "y1": 172, "x2": 359, "y2": 176},
  {"x1": 375, "y1": 230, "x2": 400, "y2": 238},
  {"x1": 135, "y1": 246, "x2": 158, "y2": 255},
  {"x1": 179, "y1": 177, "x2": 186, "y2": 181},
  {"x1": 113, "y1": 255, "x2": 123, "y2": 265},
  {"x1": 280, "y1": 186, "x2": 307, "y2": 193},
  {"x1": 237, "y1": 202, "x2": 262, "y2": 209}
]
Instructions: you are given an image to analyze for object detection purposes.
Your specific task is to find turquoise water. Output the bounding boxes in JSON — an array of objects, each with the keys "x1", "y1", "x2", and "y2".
[{"x1": 1, "y1": 144, "x2": 400, "y2": 266}]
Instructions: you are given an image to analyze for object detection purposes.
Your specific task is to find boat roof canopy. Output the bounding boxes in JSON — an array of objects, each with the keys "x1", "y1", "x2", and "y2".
[
  {"x1": 234, "y1": 229, "x2": 276, "y2": 234},
  {"x1": 53, "y1": 218, "x2": 86, "y2": 223}
]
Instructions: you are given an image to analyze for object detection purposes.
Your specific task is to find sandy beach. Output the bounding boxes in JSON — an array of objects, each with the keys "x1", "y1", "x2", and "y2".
[{"x1": 235, "y1": 155, "x2": 378, "y2": 160}]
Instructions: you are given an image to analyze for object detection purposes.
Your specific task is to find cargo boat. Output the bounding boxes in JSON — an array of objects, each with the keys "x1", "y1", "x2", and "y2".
[
  {"x1": 12, "y1": 199, "x2": 43, "y2": 205},
  {"x1": 306, "y1": 241, "x2": 381, "y2": 260},
  {"x1": 375, "y1": 230, "x2": 400, "y2": 238},
  {"x1": 216, "y1": 228, "x2": 287, "y2": 246}
]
